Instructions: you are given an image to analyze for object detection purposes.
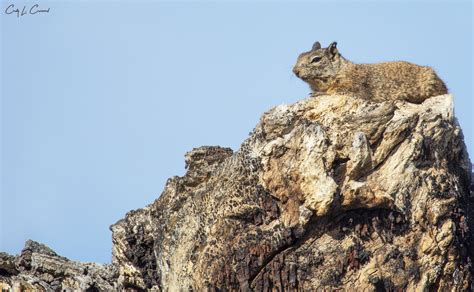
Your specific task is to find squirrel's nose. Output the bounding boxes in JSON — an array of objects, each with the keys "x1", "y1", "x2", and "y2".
[{"x1": 293, "y1": 68, "x2": 301, "y2": 77}]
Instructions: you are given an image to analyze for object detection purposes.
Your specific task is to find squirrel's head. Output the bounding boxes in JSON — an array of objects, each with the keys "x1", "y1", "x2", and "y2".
[{"x1": 293, "y1": 41, "x2": 345, "y2": 90}]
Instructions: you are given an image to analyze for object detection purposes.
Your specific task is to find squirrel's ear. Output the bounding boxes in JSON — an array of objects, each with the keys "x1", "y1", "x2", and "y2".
[
  {"x1": 312, "y1": 41, "x2": 321, "y2": 51},
  {"x1": 328, "y1": 41, "x2": 339, "y2": 56}
]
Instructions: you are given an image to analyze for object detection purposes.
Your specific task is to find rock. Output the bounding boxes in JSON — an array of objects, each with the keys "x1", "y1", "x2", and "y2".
[
  {"x1": 1, "y1": 93, "x2": 472, "y2": 291},
  {"x1": 0, "y1": 240, "x2": 117, "y2": 291},
  {"x1": 111, "y1": 94, "x2": 472, "y2": 290},
  {"x1": 0, "y1": 252, "x2": 18, "y2": 277}
]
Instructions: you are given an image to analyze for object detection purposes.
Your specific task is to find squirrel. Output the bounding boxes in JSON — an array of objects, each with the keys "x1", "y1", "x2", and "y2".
[{"x1": 293, "y1": 41, "x2": 448, "y2": 103}]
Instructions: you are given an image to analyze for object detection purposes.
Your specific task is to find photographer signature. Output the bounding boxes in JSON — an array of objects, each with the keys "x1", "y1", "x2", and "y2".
[{"x1": 5, "y1": 3, "x2": 50, "y2": 18}]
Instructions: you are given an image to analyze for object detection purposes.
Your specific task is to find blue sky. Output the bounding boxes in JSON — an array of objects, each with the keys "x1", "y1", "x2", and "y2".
[{"x1": 1, "y1": 1, "x2": 472, "y2": 263}]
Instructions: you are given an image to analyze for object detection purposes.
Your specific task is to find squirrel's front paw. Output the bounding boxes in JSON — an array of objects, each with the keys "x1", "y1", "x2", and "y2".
[{"x1": 310, "y1": 92, "x2": 326, "y2": 97}]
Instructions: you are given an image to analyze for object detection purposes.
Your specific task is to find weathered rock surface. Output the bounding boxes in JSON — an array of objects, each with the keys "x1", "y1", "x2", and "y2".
[
  {"x1": 0, "y1": 240, "x2": 116, "y2": 291},
  {"x1": 111, "y1": 94, "x2": 472, "y2": 291},
  {"x1": 1, "y1": 94, "x2": 473, "y2": 291}
]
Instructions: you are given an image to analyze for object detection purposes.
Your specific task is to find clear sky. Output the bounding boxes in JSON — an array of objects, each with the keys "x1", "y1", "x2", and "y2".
[{"x1": 1, "y1": 1, "x2": 472, "y2": 263}]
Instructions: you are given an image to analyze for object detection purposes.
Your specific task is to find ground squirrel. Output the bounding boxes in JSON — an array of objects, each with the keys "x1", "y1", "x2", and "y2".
[{"x1": 293, "y1": 41, "x2": 448, "y2": 103}]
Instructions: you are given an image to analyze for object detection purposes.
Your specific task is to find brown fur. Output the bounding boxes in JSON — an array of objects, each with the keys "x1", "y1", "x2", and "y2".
[{"x1": 293, "y1": 42, "x2": 448, "y2": 103}]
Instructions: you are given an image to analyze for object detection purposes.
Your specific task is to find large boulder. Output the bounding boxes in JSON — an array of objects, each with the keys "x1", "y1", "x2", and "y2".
[
  {"x1": 110, "y1": 94, "x2": 473, "y2": 291},
  {"x1": 2, "y1": 94, "x2": 472, "y2": 291}
]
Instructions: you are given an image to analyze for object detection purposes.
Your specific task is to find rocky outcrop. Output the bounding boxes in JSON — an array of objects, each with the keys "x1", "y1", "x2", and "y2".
[
  {"x1": 0, "y1": 240, "x2": 116, "y2": 291},
  {"x1": 111, "y1": 94, "x2": 472, "y2": 291},
  {"x1": 1, "y1": 94, "x2": 473, "y2": 291}
]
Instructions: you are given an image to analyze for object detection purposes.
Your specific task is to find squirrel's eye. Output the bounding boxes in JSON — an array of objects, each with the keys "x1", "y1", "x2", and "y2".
[{"x1": 311, "y1": 56, "x2": 322, "y2": 63}]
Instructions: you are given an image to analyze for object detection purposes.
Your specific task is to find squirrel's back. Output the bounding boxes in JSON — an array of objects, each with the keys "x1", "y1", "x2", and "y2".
[{"x1": 332, "y1": 61, "x2": 448, "y2": 103}]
